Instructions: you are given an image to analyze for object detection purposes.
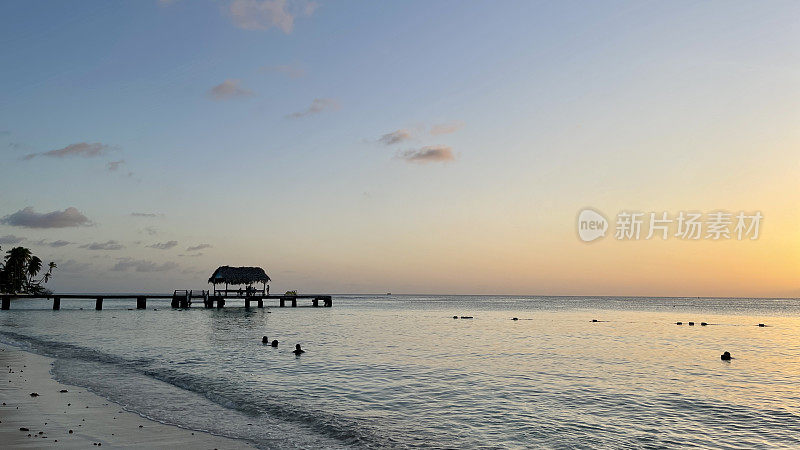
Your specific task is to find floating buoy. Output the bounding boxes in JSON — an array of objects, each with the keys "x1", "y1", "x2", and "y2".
[{"x1": 721, "y1": 351, "x2": 732, "y2": 361}]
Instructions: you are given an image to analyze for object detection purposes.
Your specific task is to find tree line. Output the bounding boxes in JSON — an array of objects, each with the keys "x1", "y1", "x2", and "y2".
[{"x1": 0, "y1": 246, "x2": 56, "y2": 295}]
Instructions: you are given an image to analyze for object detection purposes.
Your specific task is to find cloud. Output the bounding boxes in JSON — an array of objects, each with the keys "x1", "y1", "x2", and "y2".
[
  {"x1": 23, "y1": 142, "x2": 111, "y2": 160},
  {"x1": 208, "y1": 79, "x2": 254, "y2": 101},
  {"x1": 107, "y1": 160, "x2": 125, "y2": 171},
  {"x1": 30, "y1": 239, "x2": 72, "y2": 248},
  {"x1": 1, "y1": 207, "x2": 91, "y2": 228},
  {"x1": 229, "y1": 0, "x2": 317, "y2": 33},
  {"x1": 430, "y1": 121, "x2": 464, "y2": 136},
  {"x1": 379, "y1": 129, "x2": 413, "y2": 146},
  {"x1": 186, "y1": 243, "x2": 212, "y2": 252},
  {"x1": 0, "y1": 235, "x2": 25, "y2": 245},
  {"x1": 142, "y1": 227, "x2": 159, "y2": 236},
  {"x1": 179, "y1": 253, "x2": 204, "y2": 257},
  {"x1": 130, "y1": 212, "x2": 162, "y2": 218},
  {"x1": 58, "y1": 259, "x2": 92, "y2": 273},
  {"x1": 147, "y1": 240, "x2": 178, "y2": 250},
  {"x1": 397, "y1": 146, "x2": 455, "y2": 163},
  {"x1": 261, "y1": 63, "x2": 305, "y2": 78},
  {"x1": 9, "y1": 142, "x2": 33, "y2": 151},
  {"x1": 81, "y1": 240, "x2": 124, "y2": 251},
  {"x1": 111, "y1": 258, "x2": 178, "y2": 272},
  {"x1": 287, "y1": 98, "x2": 339, "y2": 118}
]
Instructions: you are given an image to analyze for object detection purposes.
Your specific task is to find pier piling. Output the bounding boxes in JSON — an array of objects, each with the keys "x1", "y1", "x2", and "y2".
[
  {"x1": 257, "y1": 298, "x2": 263, "y2": 308},
  {"x1": 2, "y1": 296, "x2": 10, "y2": 310},
  {"x1": 95, "y1": 297, "x2": 103, "y2": 310},
  {"x1": 53, "y1": 297, "x2": 61, "y2": 310},
  {"x1": 137, "y1": 297, "x2": 146, "y2": 310}
]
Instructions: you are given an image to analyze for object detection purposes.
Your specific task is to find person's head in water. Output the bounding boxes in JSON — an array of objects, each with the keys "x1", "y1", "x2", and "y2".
[
  {"x1": 262, "y1": 336, "x2": 268, "y2": 344},
  {"x1": 271, "y1": 340, "x2": 278, "y2": 347},
  {"x1": 293, "y1": 344, "x2": 305, "y2": 355},
  {"x1": 721, "y1": 351, "x2": 732, "y2": 361}
]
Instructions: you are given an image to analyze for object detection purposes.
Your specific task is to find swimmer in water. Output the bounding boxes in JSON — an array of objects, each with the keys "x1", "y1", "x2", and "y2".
[
  {"x1": 271, "y1": 340, "x2": 278, "y2": 347},
  {"x1": 720, "y1": 351, "x2": 732, "y2": 361},
  {"x1": 293, "y1": 344, "x2": 305, "y2": 355}
]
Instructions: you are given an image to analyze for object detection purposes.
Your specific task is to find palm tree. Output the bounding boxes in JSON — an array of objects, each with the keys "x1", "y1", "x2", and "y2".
[
  {"x1": 0, "y1": 247, "x2": 56, "y2": 294},
  {"x1": 27, "y1": 256, "x2": 42, "y2": 282},
  {"x1": 3, "y1": 247, "x2": 31, "y2": 293},
  {"x1": 43, "y1": 262, "x2": 57, "y2": 283}
]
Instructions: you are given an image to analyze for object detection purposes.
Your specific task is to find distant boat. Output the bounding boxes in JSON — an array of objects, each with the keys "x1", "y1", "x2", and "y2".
[{"x1": 387, "y1": 292, "x2": 391, "y2": 295}]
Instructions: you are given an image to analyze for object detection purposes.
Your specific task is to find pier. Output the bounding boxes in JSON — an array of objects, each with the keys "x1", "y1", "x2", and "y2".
[
  {"x1": 0, "y1": 291, "x2": 332, "y2": 310},
  {"x1": 0, "y1": 265, "x2": 334, "y2": 310}
]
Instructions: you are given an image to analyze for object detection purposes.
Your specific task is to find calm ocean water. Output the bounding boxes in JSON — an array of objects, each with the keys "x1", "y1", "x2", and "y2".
[{"x1": 2, "y1": 295, "x2": 800, "y2": 448}]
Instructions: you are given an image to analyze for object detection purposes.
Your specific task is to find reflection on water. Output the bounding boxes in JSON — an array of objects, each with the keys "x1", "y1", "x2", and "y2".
[{"x1": 1, "y1": 296, "x2": 799, "y2": 448}]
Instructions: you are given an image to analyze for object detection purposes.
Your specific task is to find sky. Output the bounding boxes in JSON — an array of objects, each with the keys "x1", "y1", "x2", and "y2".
[{"x1": 0, "y1": 0, "x2": 798, "y2": 296}]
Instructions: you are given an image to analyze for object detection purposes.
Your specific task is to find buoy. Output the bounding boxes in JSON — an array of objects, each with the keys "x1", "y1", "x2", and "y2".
[{"x1": 720, "y1": 351, "x2": 732, "y2": 361}]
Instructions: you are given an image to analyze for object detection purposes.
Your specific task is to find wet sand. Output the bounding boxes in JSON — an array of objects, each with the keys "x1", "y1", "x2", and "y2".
[{"x1": 0, "y1": 345, "x2": 253, "y2": 449}]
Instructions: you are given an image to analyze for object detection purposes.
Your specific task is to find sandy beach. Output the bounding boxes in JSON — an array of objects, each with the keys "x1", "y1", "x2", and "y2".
[{"x1": 0, "y1": 344, "x2": 253, "y2": 449}]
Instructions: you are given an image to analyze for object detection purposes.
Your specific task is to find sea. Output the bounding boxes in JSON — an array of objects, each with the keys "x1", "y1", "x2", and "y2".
[{"x1": 1, "y1": 295, "x2": 799, "y2": 448}]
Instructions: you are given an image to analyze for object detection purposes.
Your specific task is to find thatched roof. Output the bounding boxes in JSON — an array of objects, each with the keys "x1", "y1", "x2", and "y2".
[{"x1": 208, "y1": 266, "x2": 271, "y2": 285}]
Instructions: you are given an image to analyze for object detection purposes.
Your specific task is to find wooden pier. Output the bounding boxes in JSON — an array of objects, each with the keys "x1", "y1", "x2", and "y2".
[
  {"x1": 1, "y1": 265, "x2": 331, "y2": 311},
  {"x1": 0, "y1": 291, "x2": 332, "y2": 310}
]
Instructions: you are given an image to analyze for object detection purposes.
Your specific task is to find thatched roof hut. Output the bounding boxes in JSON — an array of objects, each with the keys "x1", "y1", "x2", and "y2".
[{"x1": 208, "y1": 266, "x2": 271, "y2": 286}]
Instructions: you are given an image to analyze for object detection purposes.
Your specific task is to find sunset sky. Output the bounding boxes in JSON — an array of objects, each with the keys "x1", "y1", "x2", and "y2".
[{"x1": 1, "y1": 1, "x2": 798, "y2": 296}]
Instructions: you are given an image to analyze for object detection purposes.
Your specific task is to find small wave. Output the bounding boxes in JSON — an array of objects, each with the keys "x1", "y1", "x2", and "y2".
[{"x1": 0, "y1": 330, "x2": 397, "y2": 449}]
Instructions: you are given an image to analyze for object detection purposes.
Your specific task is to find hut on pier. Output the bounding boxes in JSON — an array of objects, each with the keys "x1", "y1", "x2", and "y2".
[{"x1": 208, "y1": 266, "x2": 271, "y2": 296}]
